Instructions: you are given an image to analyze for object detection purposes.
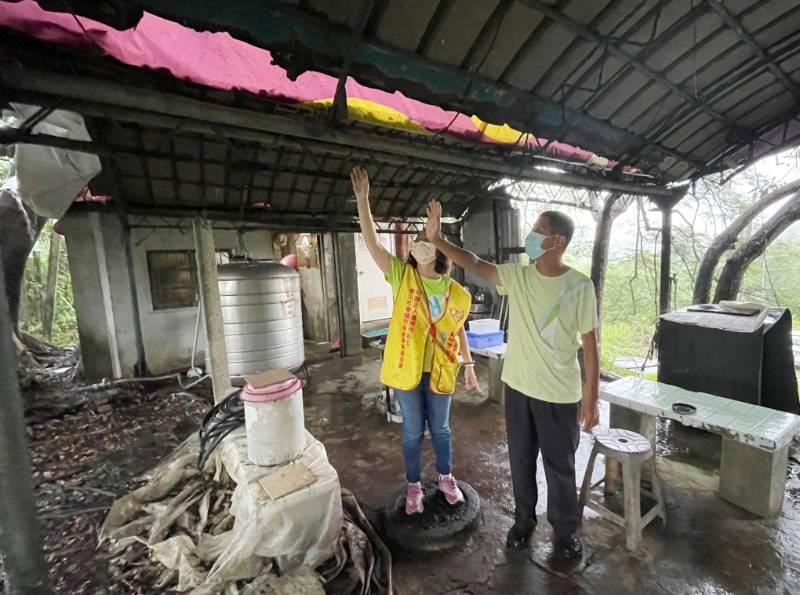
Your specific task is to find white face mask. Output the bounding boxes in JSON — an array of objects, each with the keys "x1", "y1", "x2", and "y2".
[{"x1": 409, "y1": 241, "x2": 437, "y2": 265}]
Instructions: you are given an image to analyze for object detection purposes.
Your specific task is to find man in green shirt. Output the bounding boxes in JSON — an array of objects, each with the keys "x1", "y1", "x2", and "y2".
[{"x1": 426, "y1": 200, "x2": 600, "y2": 560}]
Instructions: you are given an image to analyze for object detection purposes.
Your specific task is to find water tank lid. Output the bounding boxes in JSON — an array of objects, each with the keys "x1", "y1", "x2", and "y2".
[{"x1": 241, "y1": 376, "x2": 303, "y2": 403}]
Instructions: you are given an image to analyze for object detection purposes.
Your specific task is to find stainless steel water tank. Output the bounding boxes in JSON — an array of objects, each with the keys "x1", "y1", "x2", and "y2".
[{"x1": 217, "y1": 261, "x2": 304, "y2": 377}]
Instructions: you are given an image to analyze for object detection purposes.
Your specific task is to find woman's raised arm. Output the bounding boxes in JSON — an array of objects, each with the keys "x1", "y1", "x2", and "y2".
[{"x1": 351, "y1": 166, "x2": 391, "y2": 274}]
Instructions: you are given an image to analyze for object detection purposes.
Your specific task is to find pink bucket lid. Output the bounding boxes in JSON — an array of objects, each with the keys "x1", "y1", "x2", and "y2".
[{"x1": 241, "y1": 376, "x2": 303, "y2": 403}]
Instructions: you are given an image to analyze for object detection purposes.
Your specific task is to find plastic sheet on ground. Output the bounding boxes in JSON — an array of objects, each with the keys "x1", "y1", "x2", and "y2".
[
  {"x1": 214, "y1": 427, "x2": 343, "y2": 578},
  {"x1": 100, "y1": 428, "x2": 343, "y2": 592}
]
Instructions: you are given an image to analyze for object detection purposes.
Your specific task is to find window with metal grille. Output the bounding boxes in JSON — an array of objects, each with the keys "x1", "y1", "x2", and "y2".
[{"x1": 147, "y1": 250, "x2": 198, "y2": 310}]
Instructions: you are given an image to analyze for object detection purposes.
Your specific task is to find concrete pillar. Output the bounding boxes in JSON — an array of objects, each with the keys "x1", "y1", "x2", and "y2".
[
  {"x1": 333, "y1": 232, "x2": 362, "y2": 357},
  {"x1": 321, "y1": 233, "x2": 340, "y2": 343},
  {"x1": 91, "y1": 211, "x2": 122, "y2": 378},
  {"x1": 0, "y1": 251, "x2": 51, "y2": 593},
  {"x1": 61, "y1": 211, "x2": 140, "y2": 380},
  {"x1": 193, "y1": 218, "x2": 231, "y2": 403}
]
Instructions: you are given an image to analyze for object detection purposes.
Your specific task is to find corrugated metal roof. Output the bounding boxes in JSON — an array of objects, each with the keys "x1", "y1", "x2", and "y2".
[
  {"x1": 125, "y1": 0, "x2": 800, "y2": 181},
  {"x1": 3, "y1": 0, "x2": 800, "y2": 229}
]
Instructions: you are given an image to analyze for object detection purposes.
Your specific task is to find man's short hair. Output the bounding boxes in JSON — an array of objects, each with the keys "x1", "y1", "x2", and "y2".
[{"x1": 541, "y1": 211, "x2": 575, "y2": 246}]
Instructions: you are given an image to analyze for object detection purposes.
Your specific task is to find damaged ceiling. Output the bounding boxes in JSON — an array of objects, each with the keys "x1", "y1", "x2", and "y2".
[{"x1": 2, "y1": 0, "x2": 800, "y2": 229}]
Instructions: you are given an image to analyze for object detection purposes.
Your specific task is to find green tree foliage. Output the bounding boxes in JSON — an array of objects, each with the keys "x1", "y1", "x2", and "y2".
[
  {"x1": 511, "y1": 150, "x2": 800, "y2": 376},
  {"x1": 19, "y1": 221, "x2": 78, "y2": 346}
]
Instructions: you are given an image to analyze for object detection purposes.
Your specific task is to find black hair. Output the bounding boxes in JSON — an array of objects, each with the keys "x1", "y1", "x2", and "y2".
[{"x1": 540, "y1": 210, "x2": 575, "y2": 246}]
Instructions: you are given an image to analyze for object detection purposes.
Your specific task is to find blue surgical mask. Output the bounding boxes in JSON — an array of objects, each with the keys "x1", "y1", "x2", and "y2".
[{"x1": 525, "y1": 231, "x2": 550, "y2": 261}]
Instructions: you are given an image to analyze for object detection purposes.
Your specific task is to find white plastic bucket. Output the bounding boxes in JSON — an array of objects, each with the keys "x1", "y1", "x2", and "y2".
[
  {"x1": 468, "y1": 318, "x2": 501, "y2": 334},
  {"x1": 241, "y1": 376, "x2": 305, "y2": 466}
]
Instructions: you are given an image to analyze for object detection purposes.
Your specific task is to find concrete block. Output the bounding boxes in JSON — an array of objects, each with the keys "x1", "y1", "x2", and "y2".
[{"x1": 719, "y1": 438, "x2": 788, "y2": 517}]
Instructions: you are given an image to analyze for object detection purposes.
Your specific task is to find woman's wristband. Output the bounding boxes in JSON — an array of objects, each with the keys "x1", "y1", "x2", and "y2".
[{"x1": 462, "y1": 361, "x2": 475, "y2": 368}]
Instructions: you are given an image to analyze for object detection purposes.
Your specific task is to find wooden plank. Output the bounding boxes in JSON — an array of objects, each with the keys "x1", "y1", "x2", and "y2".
[
  {"x1": 193, "y1": 218, "x2": 232, "y2": 403},
  {"x1": 258, "y1": 463, "x2": 316, "y2": 500}
]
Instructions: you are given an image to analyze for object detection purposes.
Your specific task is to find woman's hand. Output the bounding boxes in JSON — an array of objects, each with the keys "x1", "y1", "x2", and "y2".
[
  {"x1": 350, "y1": 165, "x2": 390, "y2": 273},
  {"x1": 464, "y1": 366, "x2": 480, "y2": 392},
  {"x1": 350, "y1": 166, "x2": 370, "y2": 204},
  {"x1": 426, "y1": 199, "x2": 443, "y2": 243}
]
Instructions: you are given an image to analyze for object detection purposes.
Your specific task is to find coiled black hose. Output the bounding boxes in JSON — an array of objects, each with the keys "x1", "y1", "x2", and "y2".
[{"x1": 197, "y1": 389, "x2": 245, "y2": 470}]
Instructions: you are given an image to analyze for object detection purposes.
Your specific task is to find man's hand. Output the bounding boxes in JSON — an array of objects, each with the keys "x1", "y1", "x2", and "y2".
[
  {"x1": 426, "y1": 199, "x2": 443, "y2": 244},
  {"x1": 350, "y1": 166, "x2": 369, "y2": 203},
  {"x1": 579, "y1": 397, "x2": 600, "y2": 433},
  {"x1": 464, "y1": 366, "x2": 480, "y2": 392}
]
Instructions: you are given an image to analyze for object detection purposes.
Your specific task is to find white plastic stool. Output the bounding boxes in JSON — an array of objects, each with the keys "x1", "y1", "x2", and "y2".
[{"x1": 579, "y1": 428, "x2": 666, "y2": 552}]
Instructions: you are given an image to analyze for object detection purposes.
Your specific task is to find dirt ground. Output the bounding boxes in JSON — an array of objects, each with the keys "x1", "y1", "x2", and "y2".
[
  {"x1": 22, "y1": 380, "x2": 210, "y2": 593},
  {"x1": 10, "y1": 344, "x2": 800, "y2": 594}
]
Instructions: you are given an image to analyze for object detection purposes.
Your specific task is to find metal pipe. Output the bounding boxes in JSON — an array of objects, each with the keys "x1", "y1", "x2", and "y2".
[
  {"x1": 82, "y1": 372, "x2": 210, "y2": 392},
  {"x1": 189, "y1": 301, "x2": 203, "y2": 376}
]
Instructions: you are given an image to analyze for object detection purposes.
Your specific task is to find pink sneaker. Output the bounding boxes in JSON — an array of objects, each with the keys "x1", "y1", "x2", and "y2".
[
  {"x1": 405, "y1": 482, "x2": 424, "y2": 515},
  {"x1": 438, "y1": 474, "x2": 465, "y2": 505}
]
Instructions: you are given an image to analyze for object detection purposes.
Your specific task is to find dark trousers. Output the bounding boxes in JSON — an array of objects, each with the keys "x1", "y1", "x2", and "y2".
[{"x1": 505, "y1": 385, "x2": 580, "y2": 539}]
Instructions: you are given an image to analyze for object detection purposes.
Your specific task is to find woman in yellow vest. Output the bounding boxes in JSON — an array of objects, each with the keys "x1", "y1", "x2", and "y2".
[{"x1": 351, "y1": 166, "x2": 479, "y2": 515}]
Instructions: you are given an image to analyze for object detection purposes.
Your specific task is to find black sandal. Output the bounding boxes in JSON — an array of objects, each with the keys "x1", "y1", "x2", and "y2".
[
  {"x1": 556, "y1": 534, "x2": 584, "y2": 560},
  {"x1": 506, "y1": 524, "x2": 535, "y2": 550}
]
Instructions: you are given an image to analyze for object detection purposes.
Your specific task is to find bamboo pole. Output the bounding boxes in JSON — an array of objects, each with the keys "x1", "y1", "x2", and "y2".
[{"x1": 42, "y1": 229, "x2": 61, "y2": 340}]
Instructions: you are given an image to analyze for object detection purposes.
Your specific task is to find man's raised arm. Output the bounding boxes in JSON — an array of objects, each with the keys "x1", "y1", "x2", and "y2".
[{"x1": 426, "y1": 200, "x2": 499, "y2": 286}]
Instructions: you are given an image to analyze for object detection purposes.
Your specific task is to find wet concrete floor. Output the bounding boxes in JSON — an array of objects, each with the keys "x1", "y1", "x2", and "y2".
[{"x1": 303, "y1": 347, "x2": 800, "y2": 595}]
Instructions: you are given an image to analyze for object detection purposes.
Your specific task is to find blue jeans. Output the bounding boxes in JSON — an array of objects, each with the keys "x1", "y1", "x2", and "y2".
[{"x1": 394, "y1": 373, "x2": 454, "y2": 483}]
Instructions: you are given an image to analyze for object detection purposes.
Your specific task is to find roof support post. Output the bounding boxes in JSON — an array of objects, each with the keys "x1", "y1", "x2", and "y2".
[
  {"x1": 650, "y1": 192, "x2": 684, "y2": 315},
  {"x1": 659, "y1": 204, "x2": 673, "y2": 316},
  {"x1": 0, "y1": 250, "x2": 51, "y2": 593},
  {"x1": 492, "y1": 200, "x2": 503, "y2": 264},
  {"x1": 193, "y1": 218, "x2": 232, "y2": 403},
  {"x1": 332, "y1": 232, "x2": 362, "y2": 357}
]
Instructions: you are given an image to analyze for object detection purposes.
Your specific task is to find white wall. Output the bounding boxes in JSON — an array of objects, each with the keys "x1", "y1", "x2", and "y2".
[
  {"x1": 63, "y1": 210, "x2": 274, "y2": 378},
  {"x1": 128, "y1": 216, "x2": 273, "y2": 374}
]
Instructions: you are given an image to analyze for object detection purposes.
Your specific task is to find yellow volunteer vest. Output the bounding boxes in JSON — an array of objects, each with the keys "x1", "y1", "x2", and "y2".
[{"x1": 381, "y1": 264, "x2": 471, "y2": 395}]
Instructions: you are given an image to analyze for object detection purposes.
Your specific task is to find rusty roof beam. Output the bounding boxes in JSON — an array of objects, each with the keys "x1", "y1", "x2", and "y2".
[
  {"x1": 541, "y1": 0, "x2": 648, "y2": 102},
  {"x1": 624, "y1": 6, "x2": 800, "y2": 153},
  {"x1": 519, "y1": 0, "x2": 746, "y2": 132},
  {"x1": 498, "y1": 0, "x2": 570, "y2": 83},
  {"x1": 0, "y1": 67, "x2": 680, "y2": 197},
  {"x1": 460, "y1": 0, "x2": 513, "y2": 72},
  {"x1": 705, "y1": 0, "x2": 800, "y2": 101},
  {"x1": 579, "y1": 3, "x2": 710, "y2": 114}
]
